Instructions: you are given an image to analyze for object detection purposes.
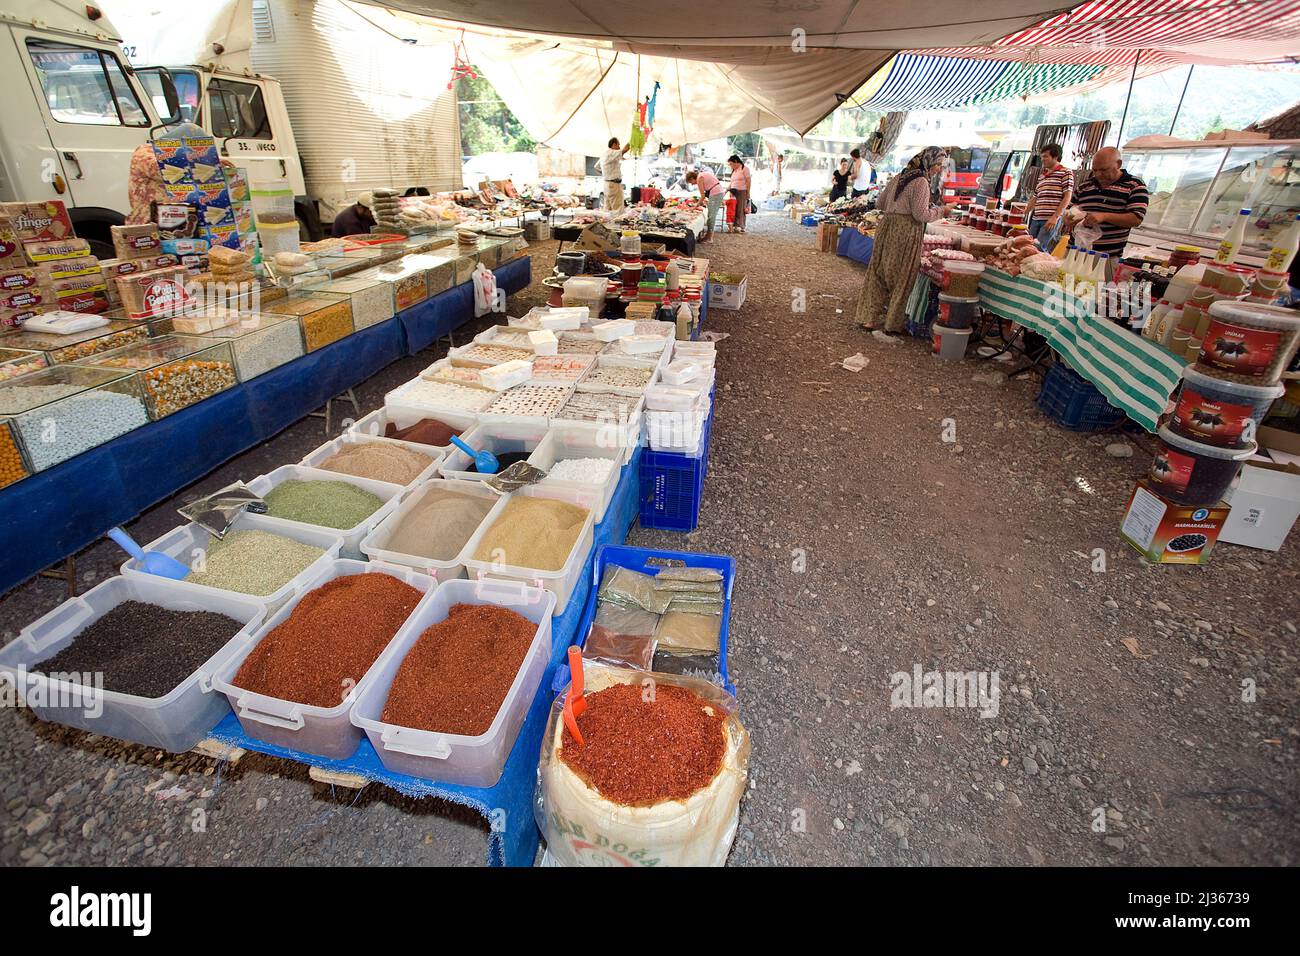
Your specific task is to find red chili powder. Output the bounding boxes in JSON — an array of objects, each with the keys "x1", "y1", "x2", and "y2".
[
  {"x1": 559, "y1": 681, "x2": 727, "y2": 807},
  {"x1": 233, "y1": 574, "x2": 422, "y2": 708},
  {"x1": 381, "y1": 603, "x2": 536, "y2": 736}
]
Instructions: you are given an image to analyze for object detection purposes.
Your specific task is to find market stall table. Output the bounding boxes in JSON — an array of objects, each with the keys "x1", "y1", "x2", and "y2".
[
  {"x1": 836, "y1": 229, "x2": 874, "y2": 264},
  {"x1": 0, "y1": 257, "x2": 531, "y2": 596}
]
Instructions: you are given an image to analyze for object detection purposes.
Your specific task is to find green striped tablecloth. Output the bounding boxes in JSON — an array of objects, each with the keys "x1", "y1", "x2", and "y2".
[{"x1": 978, "y1": 268, "x2": 1186, "y2": 432}]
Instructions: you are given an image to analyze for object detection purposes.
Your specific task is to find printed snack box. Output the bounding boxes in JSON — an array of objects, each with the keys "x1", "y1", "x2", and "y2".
[
  {"x1": 115, "y1": 266, "x2": 189, "y2": 318},
  {"x1": 0, "y1": 268, "x2": 43, "y2": 293},
  {"x1": 1120, "y1": 480, "x2": 1230, "y2": 565},
  {"x1": 0, "y1": 201, "x2": 74, "y2": 242},
  {"x1": 0, "y1": 219, "x2": 25, "y2": 270}
]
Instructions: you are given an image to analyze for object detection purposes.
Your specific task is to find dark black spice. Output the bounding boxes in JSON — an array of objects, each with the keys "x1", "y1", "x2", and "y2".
[
  {"x1": 34, "y1": 601, "x2": 244, "y2": 698},
  {"x1": 465, "y1": 451, "x2": 531, "y2": 474}
]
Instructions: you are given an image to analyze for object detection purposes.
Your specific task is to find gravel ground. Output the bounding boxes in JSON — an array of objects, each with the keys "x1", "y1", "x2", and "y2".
[{"x1": 1, "y1": 214, "x2": 1297, "y2": 867}]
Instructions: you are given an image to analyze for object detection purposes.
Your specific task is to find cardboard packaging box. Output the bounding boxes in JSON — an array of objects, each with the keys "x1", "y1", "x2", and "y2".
[
  {"x1": 1120, "y1": 480, "x2": 1230, "y2": 564},
  {"x1": 1220, "y1": 461, "x2": 1300, "y2": 551},
  {"x1": 0, "y1": 200, "x2": 74, "y2": 242}
]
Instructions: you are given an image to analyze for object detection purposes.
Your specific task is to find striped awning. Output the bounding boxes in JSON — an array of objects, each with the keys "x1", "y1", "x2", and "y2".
[{"x1": 857, "y1": 54, "x2": 1105, "y2": 111}]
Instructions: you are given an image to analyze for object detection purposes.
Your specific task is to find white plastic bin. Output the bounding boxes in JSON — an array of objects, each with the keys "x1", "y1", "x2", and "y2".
[
  {"x1": 210, "y1": 560, "x2": 435, "y2": 759},
  {"x1": 437, "y1": 422, "x2": 549, "y2": 482},
  {"x1": 461, "y1": 483, "x2": 598, "y2": 616},
  {"x1": 300, "y1": 434, "x2": 443, "y2": 490},
  {"x1": 246, "y1": 464, "x2": 404, "y2": 560},
  {"x1": 551, "y1": 394, "x2": 645, "y2": 465},
  {"x1": 350, "y1": 578, "x2": 555, "y2": 786},
  {"x1": 0, "y1": 575, "x2": 266, "y2": 752},
  {"x1": 120, "y1": 513, "x2": 342, "y2": 612},
  {"x1": 527, "y1": 430, "x2": 624, "y2": 523},
  {"x1": 350, "y1": 404, "x2": 477, "y2": 456},
  {"x1": 359, "y1": 478, "x2": 501, "y2": 580}
]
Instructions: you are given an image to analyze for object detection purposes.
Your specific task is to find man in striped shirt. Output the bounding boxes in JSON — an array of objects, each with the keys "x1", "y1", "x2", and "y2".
[
  {"x1": 1068, "y1": 146, "x2": 1149, "y2": 260},
  {"x1": 1025, "y1": 143, "x2": 1072, "y2": 250}
]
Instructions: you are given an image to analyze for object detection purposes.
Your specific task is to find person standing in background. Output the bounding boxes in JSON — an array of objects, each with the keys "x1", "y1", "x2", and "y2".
[
  {"x1": 685, "y1": 168, "x2": 726, "y2": 241},
  {"x1": 1067, "y1": 146, "x2": 1149, "y2": 263},
  {"x1": 1024, "y1": 143, "x2": 1072, "y2": 249},
  {"x1": 728, "y1": 155, "x2": 752, "y2": 233},
  {"x1": 850, "y1": 147, "x2": 873, "y2": 198},
  {"x1": 603, "y1": 137, "x2": 630, "y2": 212},
  {"x1": 830, "y1": 159, "x2": 851, "y2": 203}
]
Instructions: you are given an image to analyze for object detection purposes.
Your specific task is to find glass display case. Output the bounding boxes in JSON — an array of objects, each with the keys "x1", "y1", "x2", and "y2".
[
  {"x1": 1124, "y1": 141, "x2": 1300, "y2": 252},
  {"x1": 0, "y1": 418, "x2": 29, "y2": 489},
  {"x1": 0, "y1": 319, "x2": 150, "y2": 364},
  {"x1": 197, "y1": 313, "x2": 305, "y2": 380},
  {"x1": 357, "y1": 259, "x2": 431, "y2": 311},
  {"x1": 260, "y1": 292, "x2": 354, "y2": 352},
  {"x1": 306, "y1": 275, "x2": 396, "y2": 329},
  {"x1": 0, "y1": 347, "x2": 49, "y2": 382},
  {"x1": 78, "y1": 334, "x2": 239, "y2": 419},
  {"x1": 0, "y1": 365, "x2": 148, "y2": 471}
]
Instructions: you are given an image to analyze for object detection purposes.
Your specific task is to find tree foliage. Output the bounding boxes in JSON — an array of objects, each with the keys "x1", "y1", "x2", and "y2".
[{"x1": 457, "y1": 73, "x2": 536, "y2": 156}]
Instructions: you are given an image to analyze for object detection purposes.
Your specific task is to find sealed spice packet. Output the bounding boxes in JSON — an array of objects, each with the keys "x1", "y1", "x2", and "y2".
[
  {"x1": 655, "y1": 610, "x2": 721, "y2": 654},
  {"x1": 653, "y1": 567, "x2": 722, "y2": 583},
  {"x1": 652, "y1": 579, "x2": 723, "y2": 594},
  {"x1": 178, "y1": 482, "x2": 266, "y2": 538},
  {"x1": 598, "y1": 566, "x2": 672, "y2": 613},
  {"x1": 582, "y1": 624, "x2": 656, "y2": 670},
  {"x1": 483, "y1": 460, "x2": 547, "y2": 494},
  {"x1": 652, "y1": 650, "x2": 724, "y2": 684}
]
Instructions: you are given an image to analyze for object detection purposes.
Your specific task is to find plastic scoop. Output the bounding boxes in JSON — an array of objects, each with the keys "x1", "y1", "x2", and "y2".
[
  {"x1": 562, "y1": 645, "x2": 587, "y2": 747},
  {"x1": 106, "y1": 527, "x2": 189, "y2": 580},
  {"x1": 449, "y1": 435, "x2": 499, "y2": 475}
]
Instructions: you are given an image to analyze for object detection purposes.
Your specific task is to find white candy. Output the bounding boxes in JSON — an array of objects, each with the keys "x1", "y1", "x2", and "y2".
[{"x1": 547, "y1": 457, "x2": 615, "y2": 484}]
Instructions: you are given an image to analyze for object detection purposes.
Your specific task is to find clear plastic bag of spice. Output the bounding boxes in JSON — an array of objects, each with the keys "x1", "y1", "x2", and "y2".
[{"x1": 536, "y1": 660, "x2": 749, "y2": 867}]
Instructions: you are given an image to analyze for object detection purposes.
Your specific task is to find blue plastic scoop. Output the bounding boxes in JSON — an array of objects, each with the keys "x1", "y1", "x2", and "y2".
[
  {"x1": 106, "y1": 527, "x2": 190, "y2": 580},
  {"x1": 450, "y1": 435, "x2": 500, "y2": 475}
]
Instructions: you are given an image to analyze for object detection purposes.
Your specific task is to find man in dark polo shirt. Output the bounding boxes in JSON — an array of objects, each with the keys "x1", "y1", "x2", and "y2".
[{"x1": 1069, "y1": 146, "x2": 1149, "y2": 265}]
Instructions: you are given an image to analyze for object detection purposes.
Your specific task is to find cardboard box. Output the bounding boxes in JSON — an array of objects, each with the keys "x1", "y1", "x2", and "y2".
[
  {"x1": 1120, "y1": 480, "x2": 1231, "y2": 564},
  {"x1": 708, "y1": 272, "x2": 748, "y2": 311},
  {"x1": 1219, "y1": 461, "x2": 1300, "y2": 551},
  {"x1": 818, "y1": 220, "x2": 841, "y2": 253},
  {"x1": 0, "y1": 201, "x2": 73, "y2": 242},
  {"x1": 0, "y1": 219, "x2": 23, "y2": 270}
]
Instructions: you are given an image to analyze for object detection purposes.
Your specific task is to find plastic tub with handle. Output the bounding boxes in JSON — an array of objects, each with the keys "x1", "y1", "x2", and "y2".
[
  {"x1": 300, "y1": 433, "x2": 444, "y2": 489},
  {"x1": 209, "y1": 559, "x2": 435, "y2": 760},
  {"x1": 350, "y1": 578, "x2": 555, "y2": 786},
  {"x1": 0, "y1": 575, "x2": 266, "y2": 752},
  {"x1": 359, "y1": 478, "x2": 501, "y2": 581},
  {"x1": 245, "y1": 465, "x2": 405, "y2": 560},
  {"x1": 350, "y1": 404, "x2": 477, "y2": 457},
  {"x1": 527, "y1": 429, "x2": 624, "y2": 523}
]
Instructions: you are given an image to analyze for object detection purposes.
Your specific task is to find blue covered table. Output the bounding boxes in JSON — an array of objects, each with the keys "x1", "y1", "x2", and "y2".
[
  {"x1": 0, "y1": 256, "x2": 531, "y2": 595},
  {"x1": 207, "y1": 447, "x2": 643, "y2": 867},
  {"x1": 836, "y1": 229, "x2": 874, "y2": 264}
]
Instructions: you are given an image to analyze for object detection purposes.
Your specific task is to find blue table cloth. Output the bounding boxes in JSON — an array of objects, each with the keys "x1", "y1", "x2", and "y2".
[
  {"x1": 0, "y1": 257, "x2": 532, "y2": 595},
  {"x1": 836, "y1": 229, "x2": 874, "y2": 264},
  {"x1": 208, "y1": 447, "x2": 642, "y2": 868}
]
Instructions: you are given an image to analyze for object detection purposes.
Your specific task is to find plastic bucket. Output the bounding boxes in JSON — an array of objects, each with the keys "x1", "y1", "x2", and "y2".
[
  {"x1": 1150, "y1": 426, "x2": 1256, "y2": 506},
  {"x1": 1198, "y1": 300, "x2": 1300, "y2": 384},
  {"x1": 937, "y1": 294, "x2": 980, "y2": 329},
  {"x1": 942, "y1": 261, "x2": 985, "y2": 297},
  {"x1": 932, "y1": 325, "x2": 972, "y2": 360},
  {"x1": 1169, "y1": 366, "x2": 1283, "y2": 447},
  {"x1": 556, "y1": 251, "x2": 587, "y2": 276}
]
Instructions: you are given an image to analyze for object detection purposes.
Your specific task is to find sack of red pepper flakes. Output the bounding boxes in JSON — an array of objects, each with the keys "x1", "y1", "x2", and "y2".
[{"x1": 536, "y1": 660, "x2": 749, "y2": 867}]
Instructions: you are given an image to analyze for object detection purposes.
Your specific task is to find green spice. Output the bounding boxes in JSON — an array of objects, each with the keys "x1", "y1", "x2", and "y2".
[
  {"x1": 263, "y1": 479, "x2": 384, "y2": 530},
  {"x1": 185, "y1": 529, "x2": 325, "y2": 596}
]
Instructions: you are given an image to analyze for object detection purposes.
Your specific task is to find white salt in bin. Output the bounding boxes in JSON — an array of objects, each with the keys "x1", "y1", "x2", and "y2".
[
  {"x1": 528, "y1": 430, "x2": 624, "y2": 523},
  {"x1": 437, "y1": 421, "x2": 549, "y2": 482},
  {"x1": 245, "y1": 465, "x2": 405, "y2": 560},
  {"x1": 119, "y1": 513, "x2": 343, "y2": 613},
  {"x1": 352, "y1": 403, "x2": 478, "y2": 456},
  {"x1": 210, "y1": 559, "x2": 435, "y2": 760},
  {"x1": 462, "y1": 483, "x2": 599, "y2": 616},
  {"x1": 350, "y1": 578, "x2": 555, "y2": 786},
  {"x1": 551, "y1": 394, "x2": 645, "y2": 465},
  {"x1": 300, "y1": 433, "x2": 444, "y2": 490},
  {"x1": 360, "y1": 478, "x2": 500, "y2": 580},
  {"x1": 0, "y1": 575, "x2": 266, "y2": 752}
]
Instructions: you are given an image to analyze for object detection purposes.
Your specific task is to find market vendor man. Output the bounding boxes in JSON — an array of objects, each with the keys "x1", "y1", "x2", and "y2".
[
  {"x1": 331, "y1": 192, "x2": 375, "y2": 237},
  {"x1": 603, "y1": 137, "x2": 631, "y2": 212},
  {"x1": 1066, "y1": 147, "x2": 1148, "y2": 270}
]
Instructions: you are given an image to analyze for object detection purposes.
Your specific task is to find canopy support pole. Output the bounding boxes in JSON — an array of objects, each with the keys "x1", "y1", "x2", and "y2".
[
  {"x1": 1115, "y1": 49, "x2": 1142, "y2": 146},
  {"x1": 1168, "y1": 65, "x2": 1194, "y2": 136}
]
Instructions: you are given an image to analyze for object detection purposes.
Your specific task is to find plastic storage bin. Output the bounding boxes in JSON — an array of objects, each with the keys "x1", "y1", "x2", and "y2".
[
  {"x1": 194, "y1": 312, "x2": 305, "y2": 380},
  {"x1": 1036, "y1": 362, "x2": 1125, "y2": 431},
  {"x1": 260, "y1": 292, "x2": 354, "y2": 352},
  {"x1": 76, "y1": 334, "x2": 239, "y2": 418},
  {"x1": 462, "y1": 483, "x2": 598, "y2": 616},
  {"x1": 437, "y1": 421, "x2": 548, "y2": 482},
  {"x1": 0, "y1": 319, "x2": 150, "y2": 364},
  {"x1": 528, "y1": 429, "x2": 625, "y2": 523},
  {"x1": 350, "y1": 578, "x2": 555, "y2": 786},
  {"x1": 639, "y1": 411, "x2": 712, "y2": 531},
  {"x1": 301, "y1": 433, "x2": 443, "y2": 488},
  {"x1": 351, "y1": 403, "x2": 477, "y2": 454},
  {"x1": 211, "y1": 560, "x2": 434, "y2": 759},
  {"x1": 0, "y1": 575, "x2": 267, "y2": 752},
  {"x1": 0, "y1": 418, "x2": 30, "y2": 489},
  {"x1": 360, "y1": 478, "x2": 500, "y2": 580},
  {"x1": 0, "y1": 364, "x2": 149, "y2": 472},
  {"x1": 553, "y1": 543, "x2": 736, "y2": 695},
  {"x1": 245, "y1": 464, "x2": 404, "y2": 559},
  {"x1": 120, "y1": 513, "x2": 342, "y2": 612},
  {"x1": 0, "y1": 347, "x2": 48, "y2": 381}
]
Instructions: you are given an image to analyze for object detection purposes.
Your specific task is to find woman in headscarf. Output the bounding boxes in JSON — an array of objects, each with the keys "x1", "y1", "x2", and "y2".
[{"x1": 856, "y1": 146, "x2": 954, "y2": 339}]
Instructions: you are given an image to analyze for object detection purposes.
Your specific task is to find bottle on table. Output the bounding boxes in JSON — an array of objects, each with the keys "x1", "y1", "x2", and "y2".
[
  {"x1": 1214, "y1": 208, "x2": 1251, "y2": 265},
  {"x1": 1264, "y1": 213, "x2": 1300, "y2": 272}
]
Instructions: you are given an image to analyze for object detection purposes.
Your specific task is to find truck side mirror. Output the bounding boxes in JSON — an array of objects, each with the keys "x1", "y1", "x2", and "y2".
[{"x1": 156, "y1": 68, "x2": 181, "y2": 126}]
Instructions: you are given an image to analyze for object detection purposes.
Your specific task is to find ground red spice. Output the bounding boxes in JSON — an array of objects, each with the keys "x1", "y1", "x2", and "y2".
[
  {"x1": 559, "y1": 681, "x2": 726, "y2": 807},
  {"x1": 233, "y1": 574, "x2": 422, "y2": 707},
  {"x1": 381, "y1": 604, "x2": 536, "y2": 736}
]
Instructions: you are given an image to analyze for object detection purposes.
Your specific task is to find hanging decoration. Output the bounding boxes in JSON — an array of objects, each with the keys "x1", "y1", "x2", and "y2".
[{"x1": 447, "y1": 29, "x2": 477, "y2": 90}]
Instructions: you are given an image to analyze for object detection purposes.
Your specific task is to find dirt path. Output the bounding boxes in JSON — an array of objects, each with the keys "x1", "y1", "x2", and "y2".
[{"x1": 0, "y1": 214, "x2": 1296, "y2": 867}]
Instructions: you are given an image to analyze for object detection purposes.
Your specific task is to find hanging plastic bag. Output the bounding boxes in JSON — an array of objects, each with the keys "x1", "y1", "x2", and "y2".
[
  {"x1": 536, "y1": 661, "x2": 749, "y2": 866},
  {"x1": 471, "y1": 262, "x2": 498, "y2": 317}
]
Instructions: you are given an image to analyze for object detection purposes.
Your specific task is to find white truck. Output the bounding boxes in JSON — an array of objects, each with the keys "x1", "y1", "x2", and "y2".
[{"x1": 0, "y1": 0, "x2": 462, "y2": 253}]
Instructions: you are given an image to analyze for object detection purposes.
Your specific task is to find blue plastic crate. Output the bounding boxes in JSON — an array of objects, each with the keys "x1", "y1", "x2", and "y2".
[
  {"x1": 1036, "y1": 361, "x2": 1124, "y2": 431},
  {"x1": 639, "y1": 413, "x2": 712, "y2": 531},
  {"x1": 801, "y1": 214, "x2": 818, "y2": 227},
  {"x1": 551, "y1": 543, "x2": 736, "y2": 695}
]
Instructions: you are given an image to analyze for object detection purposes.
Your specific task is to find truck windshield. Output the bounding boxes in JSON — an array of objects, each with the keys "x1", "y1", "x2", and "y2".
[
  {"x1": 27, "y1": 39, "x2": 148, "y2": 127},
  {"x1": 138, "y1": 69, "x2": 201, "y2": 125},
  {"x1": 208, "y1": 79, "x2": 271, "y2": 140}
]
